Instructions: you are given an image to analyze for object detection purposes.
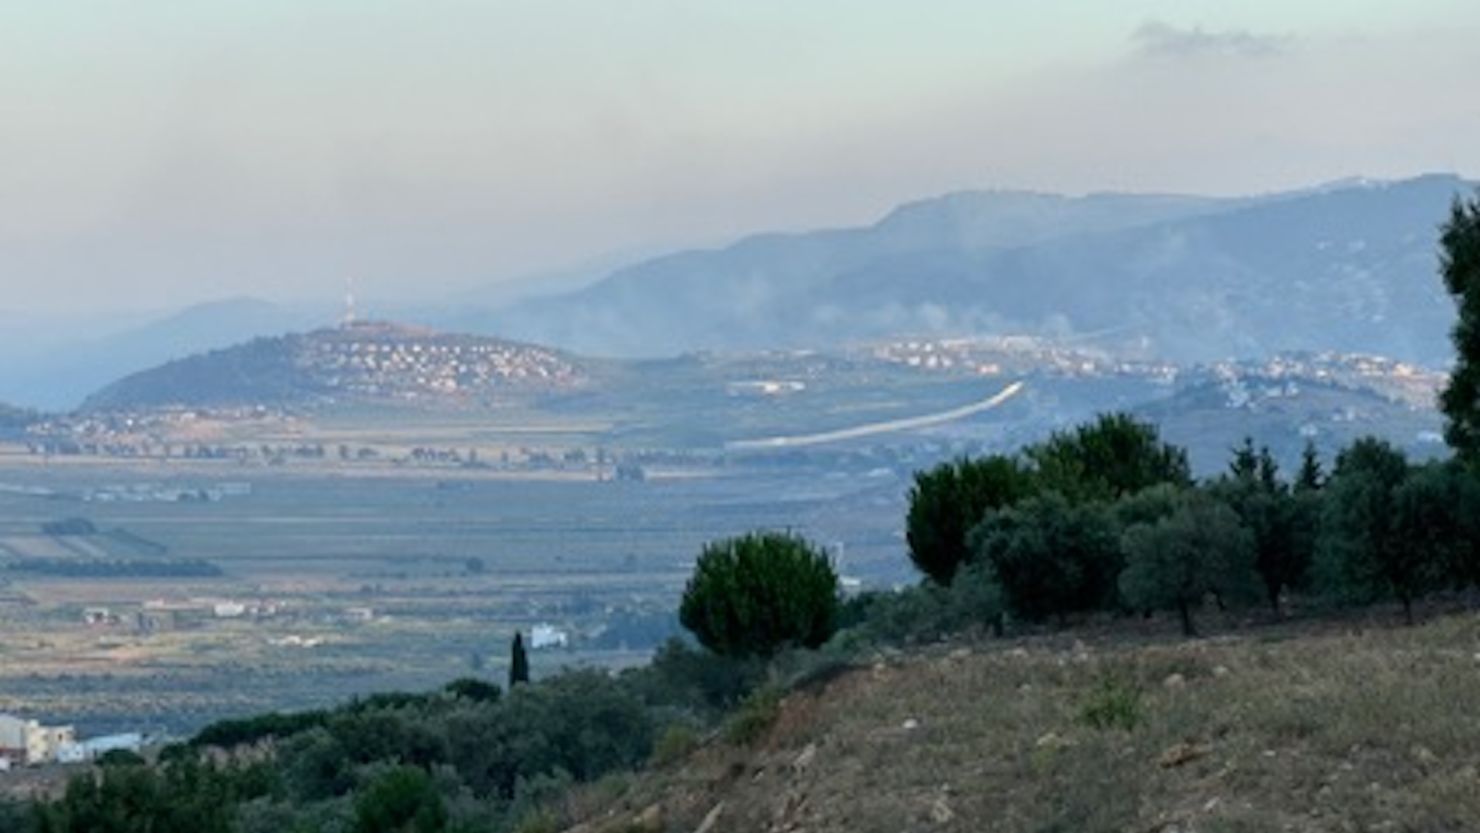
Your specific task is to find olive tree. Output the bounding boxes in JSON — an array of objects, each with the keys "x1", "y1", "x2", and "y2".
[{"x1": 1119, "y1": 492, "x2": 1259, "y2": 637}]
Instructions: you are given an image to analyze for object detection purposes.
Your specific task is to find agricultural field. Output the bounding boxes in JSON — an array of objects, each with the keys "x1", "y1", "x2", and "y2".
[{"x1": 0, "y1": 459, "x2": 911, "y2": 739}]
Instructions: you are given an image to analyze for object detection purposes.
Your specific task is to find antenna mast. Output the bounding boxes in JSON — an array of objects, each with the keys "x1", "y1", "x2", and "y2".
[{"x1": 342, "y1": 277, "x2": 358, "y2": 328}]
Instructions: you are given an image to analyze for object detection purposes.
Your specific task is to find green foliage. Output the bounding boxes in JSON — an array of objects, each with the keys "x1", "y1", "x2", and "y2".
[
  {"x1": 192, "y1": 709, "x2": 331, "y2": 749},
  {"x1": 1119, "y1": 491, "x2": 1259, "y2": 636},
  {"x1": 1078, "y1": 676, "x2": 1143, "y2": 731},
  {"x1": 96, "y1": 749, "x2": 147, "y2": 768},
  {"x1": 1211, "y1": 444, "x2": 1312, "y2": 613},
  {"x1": 906, "y1": 455, "x2": 1037, "y2": 583},
  {"x1": 31, "y1": 758, "x2": 270, "y2": 833},
  {"x1": 639, "y1": 637, "x2": 765, "y2": 712},
  {"x1": 1317, "y1": 437, "x2": 1441, "y2": 622},
  {"x1": 679, "y1": 531, "x2": 840, "y2": 658},
  {"x1": 834, "y1": 564, "x2": 1006, "y2": 648},
  {"x1": 973, "y1": 492, "x2": 1122, "y2": 623},
  {"x1": 650, "y1": 723, "x2": 700, "y2": 766},
  {"x1": 353, "y1": 766, "x2": 447, "y2": 833},
  {"x1": 1025, "y1": 412, "x2": 1191, "y2": 502},
  {"x1": 444, "y1": 678, "x2": 501, "y2": 703},
  {"x1": 509, "y1": 632, "x2": 530, "y2": 688},
  {"x1": 1296, "y1": 440, "x2": 1325, "y2": 492},
  {"x1": 723, "y1": 686, "x2": 783, "y2": 746},
  {"x1": 1440, "y1": 192, "x2": 1480, "y2": 463}
]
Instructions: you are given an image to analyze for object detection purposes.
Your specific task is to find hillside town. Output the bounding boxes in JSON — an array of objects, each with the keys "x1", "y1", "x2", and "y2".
[{"x1": 298, "y1": 321, "x2": 586, "y2": 400}]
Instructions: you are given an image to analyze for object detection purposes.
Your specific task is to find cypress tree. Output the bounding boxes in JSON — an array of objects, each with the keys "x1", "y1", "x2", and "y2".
[
  {"x1": 1295, "y1": 440, "x2": 1324, "y2": 492},
  {"x1": 1229, "y1": 437, "x2": 1258, "y2": 481},
  {"x1": 509, "y1": 631, "x2": 530, "y2": 688},
  {"x1": 1439, "y1": 192, "x2": 1480, "y2": 463}
]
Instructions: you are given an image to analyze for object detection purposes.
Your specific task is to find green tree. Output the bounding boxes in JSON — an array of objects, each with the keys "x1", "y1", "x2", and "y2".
[
  {"x1": 906, "y1": 455, "x2": 1036, "y2": 584},
  {"x1": 1439, "y1": 192, "x2": 1480, "y2": 463},
  {"x1": 1318, "y1": 438, "x2": 1432, "y2": 623},
  {"x1": 509, "y1": 632, "x2": 530, "y2": 688},
  {"x1": 353, "y1": 766, "x2": 447, "y2": 833},
  {"x1": 1212, "y1": 444, "x2": 1309, "y2": 614},
  {"x1": 679, "y1": 531, "x2": 839, "y2": 658},
  {"x1": 443, "y1": 677, "x2": 501, "y2": 703},
  {"x1": 1119, "y1": 492, "x2": 1259, "y2": 636},
  {"x1": 1026, "y1": 413, "x2": 1191, "y2": 502},
  {"x1": 972, "y1": 492, "x2": 1121, "y2": 623},
  {"x1": 1228, "y1": 436, "x2": 1259, "y2": 481},
  {"x1": 1295, "y1": 440, "x2": 1324, "y2": 492}
]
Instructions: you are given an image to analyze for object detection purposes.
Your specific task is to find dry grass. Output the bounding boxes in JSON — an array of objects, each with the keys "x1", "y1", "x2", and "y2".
[{"x1": 559, "y1": 613, "x2": 1480, "y2": 833}]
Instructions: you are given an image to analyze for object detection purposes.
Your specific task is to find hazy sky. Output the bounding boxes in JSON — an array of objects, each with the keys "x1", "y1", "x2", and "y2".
[{"x1": 4, "y1": 1, "x2": 1479, "y2": 315}]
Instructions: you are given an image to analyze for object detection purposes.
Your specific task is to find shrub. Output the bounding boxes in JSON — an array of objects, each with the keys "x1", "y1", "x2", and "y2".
[
  {"x1": 638, "y1": 637, "x2": 766, "y2": 712},
  {"x1": 1079, "y1": 676, "x2": 1143, "y2": 731},
  {"x1": 723, "y1": 686, "x2": 783, "y2": 746},
  {"x1": 651, "y1": 723, "x2": 700, "y2": 766},
  {"x1": 679, "y1": 531, "x2": 839, "y2": 658},
  {"x1": 96, "y1": 749, "x2": 147, "y2": 768},
  {"x1": 353, "y1": 765, "x2": 447, "y2": 833},
  {"x1": 444, "y1": 677, "x2": 501, "y2": 703}
]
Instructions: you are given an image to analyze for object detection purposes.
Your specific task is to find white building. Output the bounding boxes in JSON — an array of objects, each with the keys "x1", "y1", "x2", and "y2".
[
  {"x1": 0, "y1": 713, "x2": 76, "y2": 765},
  {"x1": 529, "y1": 623, "x2": 569, "y2": 650}
]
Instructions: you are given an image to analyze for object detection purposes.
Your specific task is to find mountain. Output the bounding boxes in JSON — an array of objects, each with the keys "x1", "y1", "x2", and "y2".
[
  {"x1": 0, "y1": 298, "x2": 316, "y2": 411},
  {"x1": 82, "y1": 321, "x2": 589, "y2": 411},
  {"x1": 485, "y1": 175, "x2": 1471, "y2": 364}
]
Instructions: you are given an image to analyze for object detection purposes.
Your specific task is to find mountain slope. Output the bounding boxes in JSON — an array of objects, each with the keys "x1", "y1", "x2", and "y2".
[
  {"x1": 0, "y1": 298, "x2": 314, "y2": 411},
  {"x1": 488, "y1": 190, "x2": 1236, "y2": 356},
  {"x1": 489, "y1": 175, "x2": 1470, "y2": 364}
]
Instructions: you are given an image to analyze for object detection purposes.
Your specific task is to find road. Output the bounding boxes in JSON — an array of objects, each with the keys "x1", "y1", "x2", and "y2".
[{"x1": 725, "y1": 380, "x2": 1026, "y2": 451}]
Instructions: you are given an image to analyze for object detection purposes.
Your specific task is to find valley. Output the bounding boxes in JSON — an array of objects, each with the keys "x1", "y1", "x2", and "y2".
[{"x1": 0, "y1": 322, "x2": 1448, "y2": 742}]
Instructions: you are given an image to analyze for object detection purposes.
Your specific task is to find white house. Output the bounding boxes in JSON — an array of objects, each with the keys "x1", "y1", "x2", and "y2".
[
  {"x1": 529, "y1": 623, "x2": 569, "y2": 650},
  {"x1": 0, "y1": 713, "x2": 75, "y2": 765}
]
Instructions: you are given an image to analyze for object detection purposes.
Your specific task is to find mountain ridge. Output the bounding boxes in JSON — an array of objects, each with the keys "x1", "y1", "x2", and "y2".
[{"x1": 481, "y1": 174, "x2": 1473, "y2": 363}]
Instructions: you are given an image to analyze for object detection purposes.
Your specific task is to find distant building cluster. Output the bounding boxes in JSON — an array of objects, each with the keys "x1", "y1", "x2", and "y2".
[
  {"x1": 0, "y1": 713, "x2": 143, "y2": 769},
  {"x1": 870, "y1": 336, "x2": 1179, "y2": 381},
  {"x1": 529, "y1": 623, "x2": 570, "y2": 650},
  {"x1": 302, "y1": 324, "x2": 582, "y2": 400}
]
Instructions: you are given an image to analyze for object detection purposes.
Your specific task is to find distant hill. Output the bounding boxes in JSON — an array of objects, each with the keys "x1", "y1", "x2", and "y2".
[
  {"x1": 0, "y1": 298, "x2": 315, "y2": 411},
  {"x1": 82, "y1": 321, "x2": 589, "y2": 411},
  {"x1": 0, "y1": 401, "x2": 37, "y2": 436},
  {"x1": 486, "y1": 174, "x2": 1472, "y2": 364}
]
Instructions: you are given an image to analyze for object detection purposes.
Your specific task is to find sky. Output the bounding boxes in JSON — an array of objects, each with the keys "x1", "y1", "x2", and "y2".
[{"x1": 3, "y1": 1, "x2": 1480, "y2": 315}]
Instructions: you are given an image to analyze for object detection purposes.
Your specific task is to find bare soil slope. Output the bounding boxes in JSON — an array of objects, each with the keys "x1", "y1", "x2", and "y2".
[{"x1": 561, "y1": 614, "x2": 1480, "y2": 832}]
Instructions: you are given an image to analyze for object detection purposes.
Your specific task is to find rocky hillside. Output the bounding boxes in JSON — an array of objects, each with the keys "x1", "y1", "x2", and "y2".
[
  {"x1": 81, "y1": 321, "x2": 588, "y2": 411},
  {"x1": 559, "y1": 614, "x2": 1480, "y2": 833},
  {"x1": 488, "y1": 175, "x2": 1472, "y2": 365}
]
